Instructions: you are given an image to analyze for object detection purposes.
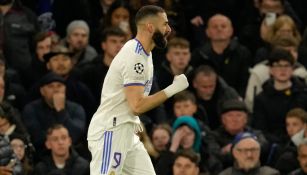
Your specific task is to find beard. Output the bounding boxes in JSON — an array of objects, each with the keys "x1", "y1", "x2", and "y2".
[
  {"x1": 0, "y1": 0, "x2": 13, "y2": 5},
  {"x1": 153, "y1": 30, "x2": 167, "y2": 49},
  {"x1": 239, "y1": 159, "x2": 259, "y2": 171}
]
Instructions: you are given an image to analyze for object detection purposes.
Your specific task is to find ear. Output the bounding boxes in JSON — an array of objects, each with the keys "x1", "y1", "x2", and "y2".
[
  {"x1": 205, "y1": 28, "x2": 210, "y2": 38},
  {"x1": 269, "y1": 67, "x2": 274, "y2": 76},
  {"x1": 46, "y1": 62, "x2": 51, "y2": 70},
  {"x1": 40, "y1": 87, "x2": 45, "y2": 96},
  {"x1": 66, "y1": 36, "x2": 71, "y2": 43},
  {"x1": 166, "y1": 51, "x2": 171, "y2": 62},
  {"x1": 147, "y1": 23, "x2": 155, "y2": 34},
  {"x1": 191, "y1": 103, "x2": 197, "y2": 114},
  {"x1": 68, "y1": 136, "x2": 72, "y2": 147},
  {"x1": 232, "y1": 148, "x2": 238, "y2": 159},
  {"x1": 229, "y1": 26, "x2": 234, "y2": 36},
  {"x1": 192, "y1": 79, "x2": 198, "y2": 89},
  {"x1": 45, "y1": 139, "x2": 51, "y2": 150},
  {"x1": 196, "y1": 166, "x2": 200, "y2": 175},
  {"x1": 187, "y1": 52, "x2": 191, "y2": 62},
  {"x1": 101, "y1": 42, "x2": 106, "y2": 51},
  {"x1": 221, "y1": 115, "x2": 226, "y2": 125}
]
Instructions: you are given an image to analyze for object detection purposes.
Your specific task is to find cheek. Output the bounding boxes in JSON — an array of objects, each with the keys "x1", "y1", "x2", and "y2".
[
  {"x1": 162, "y1": 137, "x2": 169, "y2": 144},
  {"x1": 19, "y1": 149, "x2": 25, "y2": 158},
  {"x1": 112, "y1": 17, "x2": 121, "y2": 26}
]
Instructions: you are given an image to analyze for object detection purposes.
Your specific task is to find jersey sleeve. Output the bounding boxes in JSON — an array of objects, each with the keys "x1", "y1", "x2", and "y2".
[{"x1": 122, "y1": 52, "x2": 146, "y2": 87}]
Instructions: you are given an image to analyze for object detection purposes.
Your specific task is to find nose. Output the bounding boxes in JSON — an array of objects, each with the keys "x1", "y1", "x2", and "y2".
[{"x1": 166, "y1": 24, "x2": 171, "y2": 33}]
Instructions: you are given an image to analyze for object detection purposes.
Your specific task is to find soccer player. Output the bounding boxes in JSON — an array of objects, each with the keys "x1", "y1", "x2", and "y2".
[{"x1": 87, "y1": 5, "x2": 189, "y2": 175}]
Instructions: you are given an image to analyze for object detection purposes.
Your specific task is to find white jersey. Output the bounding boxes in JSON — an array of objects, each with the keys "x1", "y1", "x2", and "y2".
[{"x1": 87, "y1": 39, "x2": 153, "y2": 141}]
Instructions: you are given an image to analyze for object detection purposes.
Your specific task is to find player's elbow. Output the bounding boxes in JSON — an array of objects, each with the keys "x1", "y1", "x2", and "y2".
[{"x1": 131, "y1": 105, "x2": 145, "y2": 116}]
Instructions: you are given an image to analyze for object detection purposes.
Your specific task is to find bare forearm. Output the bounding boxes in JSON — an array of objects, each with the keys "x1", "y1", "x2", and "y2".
[
  {"x1": 131, "y1": 90, "x2": 168, "y2": 115},
  {"x1": 125, "y1": 74, "x2": 189, "y2": 115}
]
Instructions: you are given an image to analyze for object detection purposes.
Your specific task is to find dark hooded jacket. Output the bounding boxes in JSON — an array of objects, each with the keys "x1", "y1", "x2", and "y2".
[
  {"x1": 253, "y1": 77, "x2": 307, "y2": 144},
  {"x1": 33, "y1": 149, "x2": 89, "y2": 175}
]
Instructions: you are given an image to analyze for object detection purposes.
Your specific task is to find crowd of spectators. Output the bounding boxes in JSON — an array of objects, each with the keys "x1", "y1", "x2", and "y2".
[{"x1": 3, "y1": 0, "x2": 307, "y2": 174}]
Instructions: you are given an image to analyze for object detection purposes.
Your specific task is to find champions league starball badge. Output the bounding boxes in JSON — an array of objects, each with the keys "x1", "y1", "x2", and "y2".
[{"x1": 134, "y1": 63, "x2": 144, "y2": 74}]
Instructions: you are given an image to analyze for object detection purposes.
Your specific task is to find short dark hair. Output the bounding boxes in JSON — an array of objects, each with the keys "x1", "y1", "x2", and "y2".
[
  {"x1": 286, "y1": 108, "x2": 307, "y2": 123},
  {"x1": 268, "y1": 48, "x2": 294, "y2": 66},
  {"x1": 46, "y1": 124, "x2": 67, "y2": 137},
  {"x1": 34, "y1": 31, "x2": 59, "y2": 47},
  {"x1": 100, "y1": 27, "x2": 126, "y2": 43},
  {"x1": 193, "y1": 65, "x2": 217, "y2": 80},
  {"x1": 174, "y1": 149, "x2": 200, "y2": 166},
  {"x1": 173, "y1": 90, "x2": 196, "y2": 104},
  {"x1": 135, "y1": 5, "x2": 165, "y2": 25}
]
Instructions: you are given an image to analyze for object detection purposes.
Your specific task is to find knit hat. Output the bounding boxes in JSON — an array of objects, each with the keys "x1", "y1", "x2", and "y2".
[
  {"x1": 66, "y1": 20, "x2": 90, "y2": 36},
  {"x1": 268, "y1": 48, "x2": 295, "y2": 66},
  {"x1": 231, "y1": 132, "x2": 258, "y2": 151},
  {"x1": 221, "y1": 99, "x2": 248, "y2": 114}
]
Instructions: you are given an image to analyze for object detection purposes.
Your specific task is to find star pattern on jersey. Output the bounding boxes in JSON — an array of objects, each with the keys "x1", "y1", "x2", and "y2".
[{"x1": 134, "y1": 63, "x2": 144, "y2": 74}]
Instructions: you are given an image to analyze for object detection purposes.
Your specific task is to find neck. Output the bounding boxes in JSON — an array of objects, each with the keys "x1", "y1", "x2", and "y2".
[
  {"x1": 52, "y1": 152, "x2": 69, "y2": 166},
  {"x1": 199, "y1": 93, "x2": 212, "y2": 101},
  {"x1": 170, "y1": 64, "x2": 184, "y2": 75},
  {"x1": 135, "y1": 33, "x2": 154, "y2": 54},
  {"x1": 0, "y1": 3, "x2": 13, "y2": 15},
  {"x1": 274, "y1": 80, "x2": 292, "y2": 90},
  {"x1": 103, "y1": 54, "x2": 113, "y2": 66},
  {"x1": 227, "y1": 128, "x2": 244, "y2": 136},
  {"x1": 211, "y1": 40, "x2": 230, "y2": 54},
  {"x1": 37, "y1": 56, "x2": 44, "y2": 62}
]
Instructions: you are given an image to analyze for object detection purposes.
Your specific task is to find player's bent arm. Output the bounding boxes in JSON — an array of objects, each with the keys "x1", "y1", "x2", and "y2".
[
  {"x1": 125, "y1": 74, "x2": 189, "y2": 115},
  {"x1": 125, "y1": 85, "x2": 168, "y2": 116}
]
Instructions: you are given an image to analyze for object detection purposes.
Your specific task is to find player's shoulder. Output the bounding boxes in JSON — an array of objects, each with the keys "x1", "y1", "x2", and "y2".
[
  {"x1": 120, "y1": 39, "x2": 138, "y2": 53},
  {"x1": 122, "y1": 39, "x2": 149, "y2": 56},
  {"x1": 117, "y1": 39, "x2": 147, "y2": 61}
]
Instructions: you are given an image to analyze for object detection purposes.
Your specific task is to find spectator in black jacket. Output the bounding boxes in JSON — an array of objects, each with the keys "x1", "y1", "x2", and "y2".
[
  {"x1": 22, "y1": 72, "x2": 86, "y2": 159},
  {"x1": 26, "y1": 45, "x2": 96, "y2": 125},
  {"x1": 191, "y1": 65, "x2": 240, "y2": 130},
  {"x1": 214, "y1": 99, "x2": 269, "y2": 168},
  {"x1": 289, "y1": 140, "x2": 307, "y2": 175},
  {"x1": 253, "y1": 49, "x2": 307, "y2": 144},
  {"x1": 21, "y1": 31, "x2": 60, "y2": 90},
  {"x1": 191, "y1": 14, "x2": 252, "y2": 97},
  {"x1": 156, "y1": 37, "x2": 193, "y2": 116},
  {"x1": 44, "y1": 45, "x2": 96, "y2": 124},
  {"x1": 273, "y1": 108, "x2": 307, "y2": 174},
  {"x1": 157, "y1": 37, "x2": 193, "y2": 90},
  {"x1": 0, "y1": 0, "x2": 39, "y2": 73},
  {"x1": 33, "y1": 124, "x2": 89, "y2": 175}
]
